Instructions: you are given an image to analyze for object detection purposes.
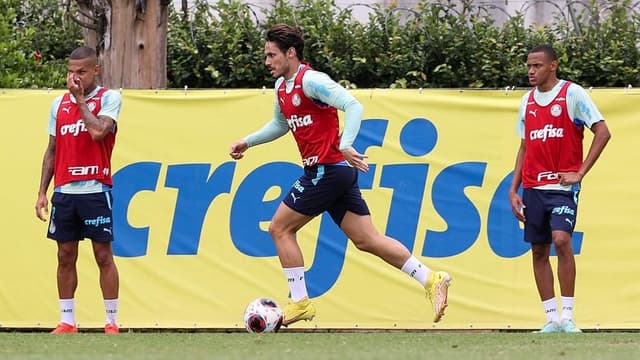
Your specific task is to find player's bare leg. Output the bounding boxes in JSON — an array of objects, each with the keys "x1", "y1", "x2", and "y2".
[
  {"x1": 340, "y1": 211, "x2": 451, "y2": 322},
  {"x1": 92, "y1": 241, "x2": 120, "y2": 334},
  {"x1": 269, "y1": 203, "x2": 316, "y2": 326},
  {"x1": 51, "y1": 241, "x2": 79, "y2": 334}
]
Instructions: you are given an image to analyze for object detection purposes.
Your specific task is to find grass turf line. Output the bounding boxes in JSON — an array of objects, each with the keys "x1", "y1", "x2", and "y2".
[{"x1": 0, "y1": 332, "x2": 639, "y2": 360}]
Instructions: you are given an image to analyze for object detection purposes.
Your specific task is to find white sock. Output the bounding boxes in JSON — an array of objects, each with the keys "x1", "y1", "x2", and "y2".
[
  {"x1": 400, "y1": 256, "x2": 431, "y2": 287},
  {"x1": 542, "y1": 297, "x2": 560, "y2": 323},
  {"x1": 104, "y1": 299, "x2": 119, "y2": 325},
  {"x1": 284, "y1": 267, "x2": 308, "y2": 302},
  {"x1": 59, "y1": 298, "x2": 75, "y2": 325},
  {"x1": 561, "y1": 296, "x2": 575, "y2": 321}
]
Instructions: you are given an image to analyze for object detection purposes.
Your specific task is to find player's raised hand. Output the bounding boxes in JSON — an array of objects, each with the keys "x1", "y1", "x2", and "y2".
[
  {"x1": 230, "y1": 140, "x2": 248, "y2": 160},
  {"x1": 66, "y1": 73, "x2": 84, "y2": 99},
  {"x1": 341, "y1": 147, "x2": 369, "y2": 173}
]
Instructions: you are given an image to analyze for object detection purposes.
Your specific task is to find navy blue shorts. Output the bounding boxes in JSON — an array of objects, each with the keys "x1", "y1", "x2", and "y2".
[
  {"x1": 522, "y1": 188, "x2": 579, "y2": 244},
  {"x1": 47, "y1": 192, "x2": 114, "y2": 242},
  {"x1": 282, "y1": 164, "x2": 370, "y2": 226}
]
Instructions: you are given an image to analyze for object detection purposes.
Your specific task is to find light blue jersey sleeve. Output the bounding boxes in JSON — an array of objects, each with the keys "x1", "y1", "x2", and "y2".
[
  {"x1": 48, "y1": 95, "x2": 64, "y2": 136},
  {"x1": 515, "y1": 91, "x2": 530, "y2": 139},
  {"x1": 302, "y1": 70, "x2": 363, "y2": 150},
  {"x1": 100, "y1": 89, "x2": 123, "y2": 121},
  {"x1": 244, "y1": 78, "x2": 289, "y2": 147},
  {"x1": 566, "y1": 83, "x2": 604, "y2": 128}
]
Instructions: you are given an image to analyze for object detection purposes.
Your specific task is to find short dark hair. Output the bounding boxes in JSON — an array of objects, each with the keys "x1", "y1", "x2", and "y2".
[
  {"x1": 266, "y1": 24, "x2": 304, "y2": 61},
  {"x1": 70, "y1": 46, "x2": 97, "y2": 61},
  {"x1": 529, "y1": 44, "x2": 558, "y2": 61}
]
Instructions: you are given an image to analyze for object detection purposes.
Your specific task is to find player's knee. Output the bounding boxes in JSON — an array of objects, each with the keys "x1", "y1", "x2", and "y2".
[
  {"x1": 56, "y1": 248, "x2": 78, "y2": 265},
  {"x1": 267, "y1": 222, "x2": 283, "y2": 239},
  {"x1": 531, "y1": 245, "x2": 550, "y2": 261},
  {"x1": 351, "y1": 237, "x2": 374, "y2": 253},
  {"x1": 94, "y1": 251, "x2": 114, "y2": 268},
  {"x1": 268, "y1": 222, "x2": 296, "y2": 244},
  {"x1": 553, "y1": 239, "x2": 574, "y2": 257},
  {"x1": 57, "y1": 255, "x2": 77, "y2": 268}
]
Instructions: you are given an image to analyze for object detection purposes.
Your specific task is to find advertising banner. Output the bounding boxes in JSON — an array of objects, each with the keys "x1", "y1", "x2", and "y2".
[{"x1": 1, "y1": 88, "x2": 637, "y2": 329}]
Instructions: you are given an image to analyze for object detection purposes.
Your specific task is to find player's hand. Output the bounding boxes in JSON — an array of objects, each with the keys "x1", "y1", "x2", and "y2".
[
  {"x1": 509, "y1": 191, "x2": 526, "y2": 222},
  {"x1": 66, "y1": 73, "x2": 84, "y2": 99},
  {"x1": 230, "y1": 140, "x2": 248, "y2": 160},
  {"x1": 557, "y1": 171, "x2": 583, "y2": 186},
  {"x1": 341, "y1": 147, "x2": 369, "y2": 173},
  {"x1": 35, "y1": 194, "x2": 49, "y2": 222}
]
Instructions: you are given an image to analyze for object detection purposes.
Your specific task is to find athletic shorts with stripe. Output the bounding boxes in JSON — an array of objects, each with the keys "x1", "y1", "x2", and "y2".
[
  {"x1": 522, "y1": 187, "x2": 580, "y2": 244},
  {"x1": 47, "y1": 191, "x2": 114, "y2": 242},
  {"x1": 282, "y1": 164, "x2": 370, "y2": 226}
]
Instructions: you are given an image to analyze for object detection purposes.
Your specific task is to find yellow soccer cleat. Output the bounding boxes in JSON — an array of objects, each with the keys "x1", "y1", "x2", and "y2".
[
  {"x1": 425, "y1": 271, "x2": 452, "y2": 322},
  {"x1": 282, "y1": 297, "x2": 316, "y2": 327}
]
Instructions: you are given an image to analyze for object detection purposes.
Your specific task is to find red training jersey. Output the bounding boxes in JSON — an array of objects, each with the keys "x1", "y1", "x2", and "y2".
[
  {"x1": 54, "y1": 87, "x2": 116, "y2": 187},
  {"x1": 277, "y1": 65, "x2": 345, "y2": 166},
  {"x1": 522, "y1": 81, "x2": 584, "y2": 188}
]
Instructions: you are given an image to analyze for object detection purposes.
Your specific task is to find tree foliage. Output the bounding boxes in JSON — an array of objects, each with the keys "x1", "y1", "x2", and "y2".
[
  {"x1": 2, "y1": 0, "x2": 639, "y2": 89},
  {"x1": 0, "y1": 0, "x2": 81, "y2": 88}
]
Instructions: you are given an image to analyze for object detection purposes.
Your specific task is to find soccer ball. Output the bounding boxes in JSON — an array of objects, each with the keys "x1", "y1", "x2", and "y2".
[{"x1": 243, "y1": 297, "x2": 283, "y2": 333}]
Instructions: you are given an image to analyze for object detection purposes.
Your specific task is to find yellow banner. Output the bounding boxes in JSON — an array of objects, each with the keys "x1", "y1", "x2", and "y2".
[{"x1": 1, "y1": 88, "x2": 638, "y2": 329}]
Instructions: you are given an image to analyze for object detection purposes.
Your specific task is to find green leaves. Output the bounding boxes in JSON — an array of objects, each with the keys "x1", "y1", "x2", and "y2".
[
  {"x1": 166, "y1": 0, "x2": 638, "y2": 89},
  {"x1": 0, "y1": 0, "x2": 81, "y2": 88},
  {"x1": 1, "y1": 0, "x2": 639, "y2": 89}
]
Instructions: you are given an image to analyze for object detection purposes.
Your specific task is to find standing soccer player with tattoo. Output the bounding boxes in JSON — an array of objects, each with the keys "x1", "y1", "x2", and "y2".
[{"x1": 35, "y1": 46, "x2": 123, "y2": 334}]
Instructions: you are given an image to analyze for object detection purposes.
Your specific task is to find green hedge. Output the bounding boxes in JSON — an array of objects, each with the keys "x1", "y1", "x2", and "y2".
[{"x1": 2, "y1": 0, "x2": 639, "y2": 89}]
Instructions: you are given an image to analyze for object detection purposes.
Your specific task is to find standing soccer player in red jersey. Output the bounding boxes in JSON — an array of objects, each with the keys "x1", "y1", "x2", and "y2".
[
  {"x1": 229, "y1": 24, "x2": 451, "y2": 326},
  {"x1": 509, "y1": 45, "x2": 610, "y2": 333},
  {"x1": 35, "y1": 46, "x2": 123, "y2": 334}
]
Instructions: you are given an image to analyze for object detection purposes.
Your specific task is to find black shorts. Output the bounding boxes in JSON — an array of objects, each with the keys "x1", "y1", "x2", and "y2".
[
  {"x1": 282, "y1": 164, "x2": 370, "y2": 226},
  {"x1": 47, "y1": 192, "x2": 114, "y2": 242},
  {"x1": 522, "y1": 188, "x2": 579, "y2": 244}
]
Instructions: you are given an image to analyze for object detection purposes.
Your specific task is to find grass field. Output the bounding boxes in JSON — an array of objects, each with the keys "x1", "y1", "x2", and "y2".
[{"x1": 0, "y1": 331, "x2": 638, "y2": 360}]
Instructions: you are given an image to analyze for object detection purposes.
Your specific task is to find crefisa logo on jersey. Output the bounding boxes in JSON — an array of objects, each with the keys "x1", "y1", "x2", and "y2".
[
  {"x1": 550, "y1": 104, "x2": 562, "y2": 117},
  {"x1": 292, "y1": 94, "x2": 301, "y2": 107}
]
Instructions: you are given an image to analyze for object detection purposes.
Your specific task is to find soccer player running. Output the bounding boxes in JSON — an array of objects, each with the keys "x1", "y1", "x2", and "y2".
[
  {"x1": 35, "y1": 46, "x2": 123, "y2": 334},
  {"x1": 229, "y1": 24, "x2": 451, "y2": 326},
  {"x1": 509, "y1": 45, "x2": 610, "y2": 333}
]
